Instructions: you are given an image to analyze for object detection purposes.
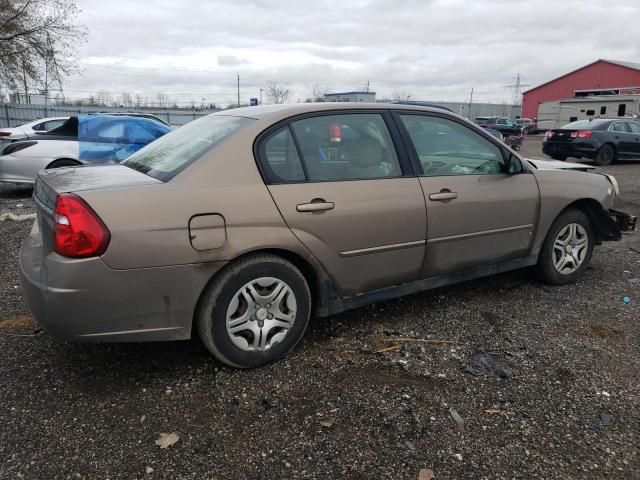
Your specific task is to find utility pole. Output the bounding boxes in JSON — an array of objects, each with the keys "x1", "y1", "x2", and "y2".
[
  {"x1": 365, "y1": 80, "x2": 370, "y2": 93},
  {"x1": 468, "y1": 87, "x2": 474, "y2": 119},
  {"x1": 237, "y1": 73, "x2": 240, "y2": 107},
  {"x1": 259, "y1": 88, "x2": 263, "y2": 105}
]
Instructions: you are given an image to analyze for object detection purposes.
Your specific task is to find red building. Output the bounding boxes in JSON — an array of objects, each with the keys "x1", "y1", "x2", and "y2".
[{"x1": 521, "y1": 59, "x2": 640, "y2": 119}]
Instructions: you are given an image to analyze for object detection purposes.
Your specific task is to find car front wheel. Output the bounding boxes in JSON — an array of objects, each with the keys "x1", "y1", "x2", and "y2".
[
  {"x1": 196, "y1": 254, "x2": 311, "y2": 368},
  {"x1": 536, "y1": 209, "x2": 594, "y2": 285}
]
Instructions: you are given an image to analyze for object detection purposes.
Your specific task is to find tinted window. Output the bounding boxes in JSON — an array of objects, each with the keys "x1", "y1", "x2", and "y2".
[
  {"x1": 618, "y1": 104, "x2": 626, "y2": 116},
  {"x1": 44, "y1": 120, "x2": 65, "y2": 131},
  {"x1": 261, "y1": 127, "x2": 305, "y2": 183},
  {"x1": 400, "y1": 114, "x2": 504, "y2": 176},
  {"x1": 562, "y1": 119, "x2": 608, "y2": 130},
  {"x1": 627, "y1": 122, "x2": 640, "y2": 134},
  {"x1": 127, "y1": 122, "x2": 168, "y2": 144},
  {"x1": 600, "y1": 106, "x2": 607, "y2": 115},
  {"x1": 291, "y1": 114, "x2": 401, "y2": 181},
  {"x1": 586, "y1": 110, "x2": 595, "y2": 116},
  {"x1": 123, "y1": 115, "x2": 252, "y2": 181},
  {"x1": 610, "y1": 122, "x2": 628, "y2": 132},
  {"x1": 32, "y1": 121, "x2": 47, "y2": 131}
]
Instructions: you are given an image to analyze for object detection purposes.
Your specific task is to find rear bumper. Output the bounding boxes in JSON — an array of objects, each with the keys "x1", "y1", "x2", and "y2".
[
  {"x1": 542, "y1": 141, "x2": 597, "y2": 158},
  {"x1": 610, "y1": 209, "x2": 637, "y2": 232},
  {"x1": 20, "y1": 230, "x2": 227, "y2": 342}
]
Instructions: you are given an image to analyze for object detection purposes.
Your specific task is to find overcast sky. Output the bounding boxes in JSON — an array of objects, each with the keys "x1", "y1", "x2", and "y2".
[{"x1": 65, "y1": 0, "x2": 640, "y2": 107}]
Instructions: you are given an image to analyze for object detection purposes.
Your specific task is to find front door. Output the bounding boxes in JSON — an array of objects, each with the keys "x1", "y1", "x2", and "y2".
[
  {"x1": 395, "y1": 112, "x2": 540, "y2": 277},
  {"x1": 258, "y1": 112, "x2": 427, "y2": 296}
]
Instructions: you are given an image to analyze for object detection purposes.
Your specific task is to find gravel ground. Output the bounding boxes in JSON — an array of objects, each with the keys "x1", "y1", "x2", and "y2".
[{"x1": 1, "y1": 138, "x2": 638, "y2": 480}]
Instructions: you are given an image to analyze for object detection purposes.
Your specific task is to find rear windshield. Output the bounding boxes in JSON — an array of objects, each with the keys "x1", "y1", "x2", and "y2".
[
  {"x1": 561, "y1": 119, "x2": 608, "y2": 130},
  {"x1": 123, "y1": 115, "x2": 253, "y2": 181}
]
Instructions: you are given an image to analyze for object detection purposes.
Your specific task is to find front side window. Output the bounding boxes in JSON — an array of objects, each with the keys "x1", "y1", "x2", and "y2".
[
  {"x1": 290, "y1": 114, "x2": 401, "y2": 181},
  {"x1": 399, "y1": 114, "x2": 505, "y2": 176},
  {"x1": 627, "y1": 122, "x2": 640, "y2": 134}
]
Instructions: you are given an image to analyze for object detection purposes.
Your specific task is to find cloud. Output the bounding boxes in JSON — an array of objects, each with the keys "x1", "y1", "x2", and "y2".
[
  {"x1": 65, "y1": 0, "x2": 640, "y2": 106},
  {"x1": 217, "y1": 55, "x2": 249, "y2": 67}
]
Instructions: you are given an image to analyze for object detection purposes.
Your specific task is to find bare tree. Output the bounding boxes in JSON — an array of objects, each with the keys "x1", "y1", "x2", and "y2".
[
  {"x1": 119, "y1": 92, "x2": 133, "y2": 107},
  {"x1": 0, "y1": 0, "x2": 87, "y2": 97},
  {"x1": 392, "y1": 90, "x2": 412, "y2": 101},
  {"x1": 308, "y1": 83, "x2": 328, "y2": 102},
  {"x1": 96, "y1": 90, "x2": 112, "y2": 106},
  {"x1": 264, "y1": 82, "x2": 292, "y2": 104},
  {"x1": 156, "y1": 92, "x2": 169, "y2": 108}
]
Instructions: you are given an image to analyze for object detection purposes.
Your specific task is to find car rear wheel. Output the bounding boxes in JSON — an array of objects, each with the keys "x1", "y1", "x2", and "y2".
[
  {"x1": 536, "y1": 209, "x2": 594, "y2": 285},
  {"x1": 593, "y1": 144, "x2": 615, "y2": 166},
  {"x1": 196, "y1": 254, "x2": 311, "y2": 368}
]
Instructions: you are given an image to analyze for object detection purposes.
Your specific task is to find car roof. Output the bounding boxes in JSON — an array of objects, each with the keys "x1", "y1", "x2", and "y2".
[{"x1": 210, "y1": 102, "x2": 465, "y2": 121}]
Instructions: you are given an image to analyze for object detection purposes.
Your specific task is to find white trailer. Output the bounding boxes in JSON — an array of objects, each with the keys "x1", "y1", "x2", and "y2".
[{"x1": 537, "y1": 95, "x2": 640, "y2": 130}]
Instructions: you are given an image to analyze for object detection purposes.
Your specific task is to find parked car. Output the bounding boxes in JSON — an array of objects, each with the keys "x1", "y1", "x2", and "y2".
[
  {"x1": 515, "y1": 117, "x2": 538, "y2": 134},
  {"x1": 0, "y1": 114, "x2": 171, "y2": 184},
  {"x1": 475, "y1": 116, "x2": 523, "y2": 136},
  {"x1": 484, "y1": 128, "x2": 504, "y2": 141},
  {"x1": 88, "y1": 111, "x2": 172, "y2": 127},
  {"x1": 542, "y1": 118, "x2": 640, "y2": 165},
  {"x1": 0, "y1": 117, "x2": 68, "y2": 145},
  {"x1": 20, "y1": 104, "x2": 635, "y2": 368}
]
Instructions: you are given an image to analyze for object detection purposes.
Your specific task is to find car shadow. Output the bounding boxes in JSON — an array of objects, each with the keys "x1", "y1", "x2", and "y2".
[{"x1": 0, "y1": 183, "x2": 33, "y2": 199}]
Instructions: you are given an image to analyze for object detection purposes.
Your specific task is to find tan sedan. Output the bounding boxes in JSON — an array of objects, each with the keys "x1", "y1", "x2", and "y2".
[{"x1": 20, "y1": 103, "x2": 636, "y2": 367}]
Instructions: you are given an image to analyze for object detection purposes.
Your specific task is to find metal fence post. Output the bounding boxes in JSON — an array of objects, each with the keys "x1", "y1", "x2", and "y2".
[{"x1": 3, "y1": 104, "x2": 10, "y2": 128}]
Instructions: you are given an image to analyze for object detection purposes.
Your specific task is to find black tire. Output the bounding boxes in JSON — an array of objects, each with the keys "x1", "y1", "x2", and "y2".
[
  {"x1": 46, "y1": 159, "x2": 80, "y2": 169},
  {"x1": 550, "y1": 155, "x2": 567, "y2": 161},
  {"x1": 196, "y1": 254, "x2": 311, "y2": 368},
  {"x1": 593, "y1": 144, "x2": 615, "y2": 166},
  {"x1": 535, "y1": 209, "x2": 594, "y2": 285}
]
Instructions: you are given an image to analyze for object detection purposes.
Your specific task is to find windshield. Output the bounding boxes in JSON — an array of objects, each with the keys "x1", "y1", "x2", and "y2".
[
  {"x1": 561, "y1": 119, "x2": 608, "y2": 130},
  {"x1": 123, "y1": 115, "x2": 253, "y2": 181}
]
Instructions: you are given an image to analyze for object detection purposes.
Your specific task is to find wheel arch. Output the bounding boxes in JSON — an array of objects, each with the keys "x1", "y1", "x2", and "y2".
[
  {"x1": 556, "y1": 198, "x2": 620, "y2": 242},
  {"x1": 46, "y1": 158, "x2": 81, "y2": 169},
  {"x1": 193, "y1": 247, "x2": 337, "y2": 331}
]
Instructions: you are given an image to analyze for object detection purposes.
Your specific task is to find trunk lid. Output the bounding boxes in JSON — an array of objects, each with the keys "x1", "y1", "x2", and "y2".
[
  {"x1": 33, "y1": 165, "x2": 161, "y2": 255},
  {"x1": 547, "y1": 129, "x2": 578, "y2": 143}
]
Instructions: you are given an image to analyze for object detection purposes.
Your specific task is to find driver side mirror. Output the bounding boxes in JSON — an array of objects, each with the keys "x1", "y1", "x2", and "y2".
[{"x1": 505, "y1": 153, "x2": 523, "y2": 174}]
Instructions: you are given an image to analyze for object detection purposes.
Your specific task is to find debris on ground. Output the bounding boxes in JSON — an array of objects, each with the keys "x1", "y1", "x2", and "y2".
[
  {"x1": 0, "y1": 212, "x2": 36, "y2": 222},
  {"x1": 465, "y1": 349, "x2": 513, "y2": 378},
  {"x1": 418, "y1": 468, "x2": 435, "y2": 480},
  {"x1": 449, "y1": 408, "x2": 465, "y2": 431},
  {"x1": 600, "y1": 413, "x2": 611, "y2": 426},
  {"x1": 319, "y1": 419, "x2": 334, "y2": 428},
  {"x1": 155, "y1": 432, "x2": 180, "y2": 449}
]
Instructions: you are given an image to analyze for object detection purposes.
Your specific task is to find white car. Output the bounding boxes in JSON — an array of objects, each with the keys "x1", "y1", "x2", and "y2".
[
  {"x1": 0, "y1": 117, "x2": 68, "y2": 145},
  {"x1": 0, "y1": 115, "x2": 171, "y2": 184}
]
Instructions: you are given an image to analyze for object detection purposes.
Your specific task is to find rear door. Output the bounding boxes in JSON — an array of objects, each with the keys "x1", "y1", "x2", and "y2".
[
  {"x1": 258, "y1": 111, "x2": 427, "y2": 296},
  {"x1": 394, "y1": 112, "x2": 540, "y2": 277},
  {"x1": 625, "y1": 121, "x2": 640, "y2": 158},
  {"x1": 609, "y1": 121, "x2": 634, "y2": 157}
]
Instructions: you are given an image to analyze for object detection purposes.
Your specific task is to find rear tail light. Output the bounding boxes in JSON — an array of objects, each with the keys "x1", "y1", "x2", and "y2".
[
  {"x1": 2, "y1": 141, "x2": 36, "y2": 155},
  {"x1": 544, "y1": 130, "x2": 553, "y2": 138},
  {"x1": 570, "y1": 130, "x2": 592, "y2": 139},
  {"x1": 0, "y1": 131, "x2": 11, "y2": 137},
  {"x1": 53, "y1": 193, "x2": 110, "y2": 258}
]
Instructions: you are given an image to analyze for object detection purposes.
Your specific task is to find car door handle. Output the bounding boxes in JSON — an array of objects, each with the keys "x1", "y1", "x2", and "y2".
[
  {"x1": 429, "y1": 191, "x2": 458, "y2": 201},
  {"x1": 296, "y1": 200, "x2": 335, "y2": 212}
]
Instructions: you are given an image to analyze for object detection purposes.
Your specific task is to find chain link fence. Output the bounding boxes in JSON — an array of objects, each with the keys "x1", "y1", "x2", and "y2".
[{"x1": 0, "y1": 103, "x2": 217, "y2": 128}]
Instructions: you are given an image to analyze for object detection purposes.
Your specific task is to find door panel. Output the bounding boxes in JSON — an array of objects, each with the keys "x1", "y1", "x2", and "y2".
[
  {"x1": 268, "y1": 178, "x2": 427, "y2": 296},
  {"x1": 419, "y1": 173, "x2": 539, "y2": 277},
  {"x1": 394, "y1": 112, "x2": 540, "y2": 278}
]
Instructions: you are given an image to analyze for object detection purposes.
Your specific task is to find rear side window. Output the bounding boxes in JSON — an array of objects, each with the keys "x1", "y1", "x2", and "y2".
[
  {"x1": 123, "y1": 115, "x2": 252, "y2": 181},
  {"x1": 261, "y1": 127, "x2": 305, "y2": 183},
  {"x1": 610, "y1": 122, "x2": 628, "y2": 132},
  {"x1": 290, "y1": 114, "x2": 402, "y2": 181}
]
